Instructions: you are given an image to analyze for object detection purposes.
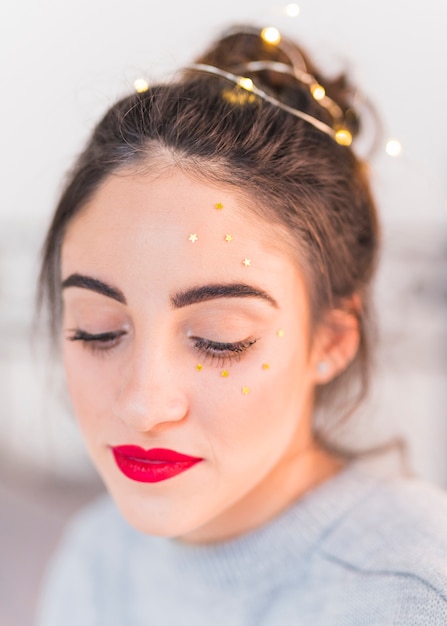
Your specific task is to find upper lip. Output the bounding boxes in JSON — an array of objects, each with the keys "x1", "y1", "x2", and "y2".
[{"x1": 111, "y1": 445, "x2": 202, "y2": 463}]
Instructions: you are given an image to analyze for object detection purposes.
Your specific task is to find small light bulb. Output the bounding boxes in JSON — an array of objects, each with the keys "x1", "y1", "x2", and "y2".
[
  {"x1": 311, "y1": 83, "x2": 326, "y2": 101},
  {"x1": 238, "y1": 77, "x2": 254, "y2": 91},
  {"x1": 134, "y1": 78, "x2": 149, "y2": 93},
  {"x1": 284, "y1": 3, "x2": 300, "y2": 17},
  {"x1": 334, "y1": 128, "x2": 353, "y2": 147},
  {"x1": 260, "y1": 27, "x2": 282, "y2": 45},
  {"x1": 385, "y1": 138, "x2": 402, "y2": 157}
]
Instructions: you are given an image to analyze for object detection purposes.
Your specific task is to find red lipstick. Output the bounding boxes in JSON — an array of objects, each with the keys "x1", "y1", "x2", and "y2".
[{"x1": 111, "y1": 445, "x2": 203, "y2": 483}]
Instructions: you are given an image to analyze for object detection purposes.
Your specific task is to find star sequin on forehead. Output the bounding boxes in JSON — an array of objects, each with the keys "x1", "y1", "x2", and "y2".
[
  {"x1": 241, "y1": 386, "x2": 250, "y2": 395},
  {"x1": 225, "y1": 234, "x2": 233, "y2": 243},
  {"x1": 242, "y1": 258, "x2": 251, "y2": 267},
  {"x1": 189, "y1": 233, "x2": 198, "y2": 243},
  {"x1": 215, "y1": 202, "x2": 224, "y2": 210}
]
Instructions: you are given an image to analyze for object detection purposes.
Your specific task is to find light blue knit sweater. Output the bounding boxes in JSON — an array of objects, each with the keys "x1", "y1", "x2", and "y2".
[{"x1": 36, "y1": 461, "x2": 447, "y2": 625}]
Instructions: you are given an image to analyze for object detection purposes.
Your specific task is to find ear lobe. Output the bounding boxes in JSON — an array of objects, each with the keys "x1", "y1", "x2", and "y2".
[{"x1": 312, "y1": 306, "x2": 360, "y2": 384}]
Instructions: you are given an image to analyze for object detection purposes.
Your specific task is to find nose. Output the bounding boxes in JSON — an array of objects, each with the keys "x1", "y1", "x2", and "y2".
[{"x1": 113, "y1": 346, "x2": 188, "y2": 433}]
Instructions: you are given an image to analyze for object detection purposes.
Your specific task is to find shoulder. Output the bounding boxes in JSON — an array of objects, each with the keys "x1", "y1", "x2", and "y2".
[
  {"x1": 35, "y1": 495, "x2": 137, "y2": 626},
  {"x1": 319, "y1": 469, "x2": 447, "y2": 605},
  {"x1": 45, "y1": 492, "x2": 150, "y2": 578},
  {"x1": 41, "y1": 493, "x2": 127, "y2": 568},
  {"x1": 60, "y1": 492, "x2": 127, "y2": 548}
]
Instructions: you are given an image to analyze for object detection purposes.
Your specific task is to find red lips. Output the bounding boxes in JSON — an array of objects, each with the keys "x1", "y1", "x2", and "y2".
[{"x1": 111, "y1": 445, "x2": 203, "y2": 483}]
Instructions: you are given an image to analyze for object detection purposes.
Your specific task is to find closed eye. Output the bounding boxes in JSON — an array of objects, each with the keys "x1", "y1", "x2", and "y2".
[
  {"x1": 66, "y1": 329, "x2": 127, "y2": 354},
  {"x1": 191, "y1": 336, "x2": 258, "y2": 366}
]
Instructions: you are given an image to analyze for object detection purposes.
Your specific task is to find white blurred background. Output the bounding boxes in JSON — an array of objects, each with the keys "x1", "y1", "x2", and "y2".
[{"x1": 1, "y1": 1, "x2": 446, "y2": 625}]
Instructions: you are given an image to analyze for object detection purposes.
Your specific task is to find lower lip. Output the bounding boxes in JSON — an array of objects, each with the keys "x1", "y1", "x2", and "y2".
[{"x1": 111, "y1": 446, "x2": 203, "y2": 483}]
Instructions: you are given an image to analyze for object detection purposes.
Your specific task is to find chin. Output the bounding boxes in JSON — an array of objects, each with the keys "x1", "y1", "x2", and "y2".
[{"x1": 110, "y1": 491, "x2": 207, "y2": 539}]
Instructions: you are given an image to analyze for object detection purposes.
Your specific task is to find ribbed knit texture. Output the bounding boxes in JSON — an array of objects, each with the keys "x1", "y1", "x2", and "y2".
[{"x1": 35, "y1": 460, "x2": 447, "y2": 625}]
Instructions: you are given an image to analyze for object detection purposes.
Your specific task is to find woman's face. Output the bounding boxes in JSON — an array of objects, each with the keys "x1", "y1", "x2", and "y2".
[{"x1": 61, "y1": 168, "x2": 337, "y2": 543}]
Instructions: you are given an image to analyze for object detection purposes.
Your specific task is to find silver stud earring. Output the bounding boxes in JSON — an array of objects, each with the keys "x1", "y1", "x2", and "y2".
[{"x1": 317, "y1": 361, "x2": 329, "y2": 374}]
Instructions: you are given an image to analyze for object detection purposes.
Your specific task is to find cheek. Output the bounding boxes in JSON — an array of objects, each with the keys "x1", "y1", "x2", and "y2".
[
  {"x1": 62, "y1": 347, "x2": 117, "y2": 430},
  {"x1": 193, "y1": 344, "x2": 310, "y2": 456}
]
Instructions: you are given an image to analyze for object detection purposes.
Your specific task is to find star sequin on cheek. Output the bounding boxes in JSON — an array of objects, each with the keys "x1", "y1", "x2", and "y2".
[
  {"x1": 189, "y1": 233, "x2": 198, "y2": 243},
  {"x1": 215, "y1": 202, "x2": 224, "y2": 210},
  {"x1": 262, "y1": 363, "x2": 270, "y2": 370},
  {"x1": 195, "y1": 364, "x2": 203, "y2": 371},
  {"x1": 242, "y1": 258, "x2": 251, "y2": 267},
  {"x1": 221, "y1": 370, "x2": 230, "y2": 378},
  {"x1": 225, "y1": 234, "x2": 233, "y2": 243},
  {"x1": 276, "y1": 329, "x2": 284, "y2": 338},
  {"x1": 241, "y1": 386, "x2": 250, "y2": 395}
]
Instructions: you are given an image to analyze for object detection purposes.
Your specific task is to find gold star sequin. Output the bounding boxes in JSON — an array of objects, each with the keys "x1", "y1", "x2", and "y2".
[
  {"x1": 242, "y1": 258, "x2": 251, "y2": 267},
  {"x1": 221, "y1": 370, "x2": 229, "y2": 378},
  {"x1": 195, "y1": 364, "x2": 203, "y2": 371},
  {"x1": 262, "y1": 363, "x2": 270, "y2": 370},
  {"x1": 215, "y1": 202, "x2": 224, "y2": 210},
  {"x1": 276, "y1": 329, "x2": 284, "y2": 337},
  {"x1": 189, "y1": 233, "x2": 198, "y2": 243},
  {"x1": 225, "y1": 234, "x2": 233, "y2": 243},
  {"x1": 241, "y1": 386, "x2": 250, "y2": 395}
]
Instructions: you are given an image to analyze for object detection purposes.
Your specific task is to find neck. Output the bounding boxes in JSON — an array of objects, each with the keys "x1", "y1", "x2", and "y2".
[{"x1": 180, "y1": 442, "x2": 343, "y2": 545}]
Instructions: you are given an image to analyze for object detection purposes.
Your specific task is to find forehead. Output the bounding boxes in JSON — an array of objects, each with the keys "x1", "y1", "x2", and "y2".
[
  {"x1": 62, "y1": 169, "x2": 303, "y2": 303},
  {"x1": 67, "y1": 168, "x2": 270, "y2": 239}
]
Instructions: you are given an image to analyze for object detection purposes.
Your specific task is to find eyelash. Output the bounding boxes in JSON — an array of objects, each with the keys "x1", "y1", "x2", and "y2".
[
  {"x1": 67, "y1": 329, "x2": 127, "y2": 354},
  {"x1": 67, "y1": 329, "x2": 258, "y2": 364},
  {"x1": 191, "y1": 336, "x2": 258, "y2": 366}
]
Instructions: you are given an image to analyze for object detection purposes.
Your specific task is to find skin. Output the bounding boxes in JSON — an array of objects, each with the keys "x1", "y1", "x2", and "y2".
[{"x1": 60, "y1": 168, "x2": 358, "y2": 544}]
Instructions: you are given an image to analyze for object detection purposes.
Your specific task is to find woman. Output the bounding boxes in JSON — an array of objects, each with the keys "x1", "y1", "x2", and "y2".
[{"x1": 36, "y1": 25, "x2": 447, "y2": 625}]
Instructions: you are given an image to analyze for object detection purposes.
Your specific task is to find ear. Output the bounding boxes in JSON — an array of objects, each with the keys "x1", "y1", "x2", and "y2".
[{"x1": 310, "y1": 298, "x2": 361, "y2": 385}]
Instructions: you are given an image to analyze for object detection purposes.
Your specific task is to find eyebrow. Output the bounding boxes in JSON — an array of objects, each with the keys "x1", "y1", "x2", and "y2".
[
  {"x1": 170, "y1": 283, "x2": 278, "y2": 309},
  {"x1": 61, "y1": 274, "x2": 278, "y2": 309},
  {"x1": 61, "y1": 274, "x2": 127, "y2": 304}
]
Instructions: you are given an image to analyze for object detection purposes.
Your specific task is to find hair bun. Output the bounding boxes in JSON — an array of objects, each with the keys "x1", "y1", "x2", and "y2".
[{"x1": 193, "y1": 25, "x2": 361, "y2": 140}]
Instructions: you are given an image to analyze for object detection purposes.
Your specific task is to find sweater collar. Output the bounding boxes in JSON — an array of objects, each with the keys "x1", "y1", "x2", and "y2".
[{"x1": 139, "y1": 461, "x2": 383, "y2": 588}]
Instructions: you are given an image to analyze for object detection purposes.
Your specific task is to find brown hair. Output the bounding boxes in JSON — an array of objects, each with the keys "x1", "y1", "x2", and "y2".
[{"x1": 38, "y1": 26, "x2": 380, "y2": 442}]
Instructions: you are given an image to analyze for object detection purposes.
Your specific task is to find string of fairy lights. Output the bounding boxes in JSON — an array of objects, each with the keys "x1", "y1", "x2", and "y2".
[{"x1": 133, "y1": 4, "x2": 403, "y2": 158}]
